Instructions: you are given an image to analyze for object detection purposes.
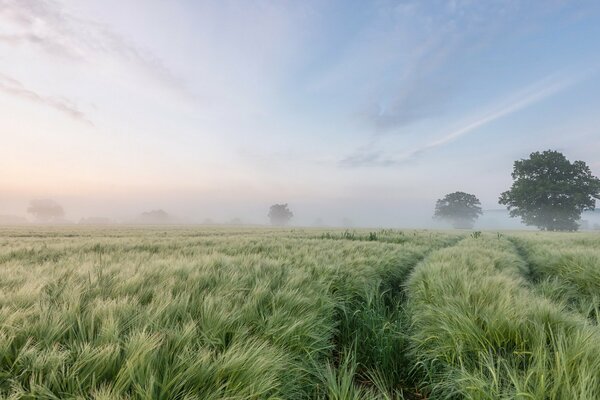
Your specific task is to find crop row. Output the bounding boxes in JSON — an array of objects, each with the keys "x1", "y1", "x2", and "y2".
[
  {"x1": 0, "y1": 227, "x2": 457, "y2": 399},
  {"x1": 407, "y1": 234, "x2": 600, "y2": 399},
  {"x1": 511, "y1": 233, "x2": 600, "y2": 322}
]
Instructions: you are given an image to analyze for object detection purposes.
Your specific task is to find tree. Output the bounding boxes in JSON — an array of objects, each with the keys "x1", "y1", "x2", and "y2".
[
  {"x1": 27, "y1": 199, "x2": 64, "y2": 222},
  {"x1": 434, "y1": 191, "x2": 482, "y2": 229},
  {"x1": 268, "y1": 204, "x2": 293, "y2": 226},
  {"x1": 135, "y1": 209, "x2": 176, "y2": 224},
  {"x1": 499, "y1": 150, "x2": 600, "y2": 231}
]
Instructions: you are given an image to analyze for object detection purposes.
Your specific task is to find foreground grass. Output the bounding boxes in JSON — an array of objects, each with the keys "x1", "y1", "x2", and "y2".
[
  {"x1": 510, "y1": 233, "x2": 600, "y2": 322},
  {"x1": 407, "y1": 233, "x2": 600, "y2": 399},
  {"x1": 2, "y1": 226, "x2": 600, "y2": 399},
  {"x1": 0, "y1": 226, "x2": 456, "y2": 399}
]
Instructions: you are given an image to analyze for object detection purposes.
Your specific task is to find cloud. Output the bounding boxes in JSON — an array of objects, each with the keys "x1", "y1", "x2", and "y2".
[
  {"x1": 304, "y1": 1, "x2": 464, "y2": 129},
  {"x1": 341, "y1": 73, "x2": 585, "y2": 167},
  {"x1": 0, "y1": 72, "x2": 92, "y2": 124},
  {"x1": 0, "y1": 0, "x2": 191, "y2": 99},
  {"x1": 345, "y1": 2, "x2": 486, "y2": 132},
  {"x1": 361, "y1": 77, "x2": 455, "y2": 132},
  {"x1": 351, "y1": 0, "x2": 581, "y2": 134}
]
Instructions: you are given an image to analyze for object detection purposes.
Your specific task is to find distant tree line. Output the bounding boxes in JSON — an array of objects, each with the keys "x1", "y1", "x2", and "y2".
[
  {"x1": 435, "y1": 150, "x2": 600, "y2": 231},
  {"x1": 12, "y1": 150, "x2": 600, "y2": 232}
]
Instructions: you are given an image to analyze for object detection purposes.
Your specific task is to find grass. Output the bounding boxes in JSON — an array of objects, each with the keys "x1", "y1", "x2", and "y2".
[
  {"x1": 509, "y1": 233, "x2": 600, "y2": 322},
  {"x1": 0, "y1": 226, "x2": 599, "y2": 399},
  {"x1": 407, "y1": 233, "x2": 600, "y2": 399},
  {"x1": 0, "y1": 227, "x2": 456, "y2": 399}
]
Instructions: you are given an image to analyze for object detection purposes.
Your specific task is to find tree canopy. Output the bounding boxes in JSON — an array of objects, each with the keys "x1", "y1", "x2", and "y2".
[
  {"x1": 499, "y1": 150, "x2": 600, "y2": 231},
  {"x1": 135, "y1": 209, "x2": 175, "y2": 224},
  {"x1": 27, "y1": 199, "x2": 64, "y2": 222},
  {"x1": 434, "y1": 191, "x2": 482, "y2": 229},
  {"x1": 268, "y1": 204, "x2": 293, "y2": 226}
]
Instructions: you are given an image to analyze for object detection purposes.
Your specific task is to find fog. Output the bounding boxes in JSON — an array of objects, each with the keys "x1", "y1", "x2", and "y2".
[
  {"x1": 1, "y1": 1, "x2": 600, "y2": 230},
  {"x1": 2, "y1": 191, "x2": 599, "y2": 230}
]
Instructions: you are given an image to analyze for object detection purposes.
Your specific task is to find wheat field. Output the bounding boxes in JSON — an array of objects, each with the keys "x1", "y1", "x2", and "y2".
[{"x1": 0, "y1": 226, "x2": 599, "y2": 399}]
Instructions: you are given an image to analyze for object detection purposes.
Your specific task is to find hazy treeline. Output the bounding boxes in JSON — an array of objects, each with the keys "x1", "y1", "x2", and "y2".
[{"x1": 1, "y1": 201, "x2": 600, "y2": 230}]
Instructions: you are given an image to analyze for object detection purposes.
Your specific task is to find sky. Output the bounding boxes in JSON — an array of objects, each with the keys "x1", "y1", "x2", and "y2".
[{"x1": 1, "y1": 0, "x2": 600, "y2": 226}]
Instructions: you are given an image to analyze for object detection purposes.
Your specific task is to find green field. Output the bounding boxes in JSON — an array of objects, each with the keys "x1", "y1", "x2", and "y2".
[{"x1": 1, "y1": 227, "x2": 599, "y2": 399}]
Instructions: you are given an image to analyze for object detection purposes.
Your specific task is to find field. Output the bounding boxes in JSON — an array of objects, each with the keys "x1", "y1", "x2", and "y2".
[{"x1": 0, "y1": 227, "x2": 599, "y2": 399}]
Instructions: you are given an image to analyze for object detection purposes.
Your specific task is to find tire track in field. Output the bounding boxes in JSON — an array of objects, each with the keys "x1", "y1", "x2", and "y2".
[
  {"x1": 507, "y1": 234, "x2": 600, "y2": 323},
  {"x1": 328, "y1": 234, "x2": 466, "y2": 399},
  {"x1": 505, "y1": 236, "x2": 543, "y2": 284},
  {"x1": 404, "y1": 234, "x2": 600, "y2": 399}
]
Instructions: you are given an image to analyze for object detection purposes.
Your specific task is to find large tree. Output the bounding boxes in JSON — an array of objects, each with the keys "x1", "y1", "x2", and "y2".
[
  {"x1": 499, "y1": 150, "x2": 600, "y2": 231},
  {"x1": 27, "y1": 199, "x2": 64, "y2": 222},
  {"x1": 268, "y1": 204, "x2": 293, "y2": 226},
  {"x1": 434, "y1": 191, "x2": 482, "y2": 229}
]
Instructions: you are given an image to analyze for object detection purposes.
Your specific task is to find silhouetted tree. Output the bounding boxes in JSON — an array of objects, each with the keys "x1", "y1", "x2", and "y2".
[
  {"x1": 499, "y1": 150, "x2": 600, "y2": 231},
  {"x1": 434, "y1": 191, "x2": 482, "y2": 229},
  {"x1": 135, "y1": 209, "x2": 175, "y2": 224},
  {"x1": 268, "y1": 204, "x2": 293, "y2": 226},
  {"x1": 27, "y1": 199, "x2": 64, "y2": 222}
]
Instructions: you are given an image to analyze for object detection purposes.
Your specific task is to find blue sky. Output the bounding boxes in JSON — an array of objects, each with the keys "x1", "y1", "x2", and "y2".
[{"x1": 1, "y1": 0, "x2": 600, "y2": 226}]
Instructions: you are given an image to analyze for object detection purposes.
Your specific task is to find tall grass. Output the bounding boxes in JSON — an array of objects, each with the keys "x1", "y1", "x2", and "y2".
[
  {"x1": 3, "y1": 226, "x2": 599, "y2": 399},
  {"x1": 0, "y1": 226, "x2": 456, "y2": 399},
  {"x1": 510, "y1": 233, "x2": 600, "y2": 321},
  {"x1": 406, "y1": 234, "x2": 600, "y2": 399}
]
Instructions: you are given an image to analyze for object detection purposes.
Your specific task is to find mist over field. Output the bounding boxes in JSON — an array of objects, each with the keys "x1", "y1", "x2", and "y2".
[
  {"x1": 1, "y1": 1, "x2": 600, "y2": 231},
  {"x1": 0, "y1": 194, "x2": 554, "y2": 228},
  {"x1": 2, "y1": 193, "x2": 600, "y2": 229}
]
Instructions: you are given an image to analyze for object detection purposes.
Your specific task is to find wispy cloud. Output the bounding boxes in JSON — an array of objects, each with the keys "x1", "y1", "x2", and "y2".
[
  {"x1": 341, "y1": 73, "x2": 585, "y2": 167},
  {"x1": 0, "y1": 72, "x2": 92, "y2": 124},
  {"x1": 360, "y1": 76, "x2": 455, "y2": 133},
  {"x1": 349, "y1": 1, "x2": 528, "y2": 133},
  {"x1": 0, "y1": 0, "x2": 191, "y2": 99},
  {"x1": 332, "y1": 0, "x2": 583, "y2": 135}
]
